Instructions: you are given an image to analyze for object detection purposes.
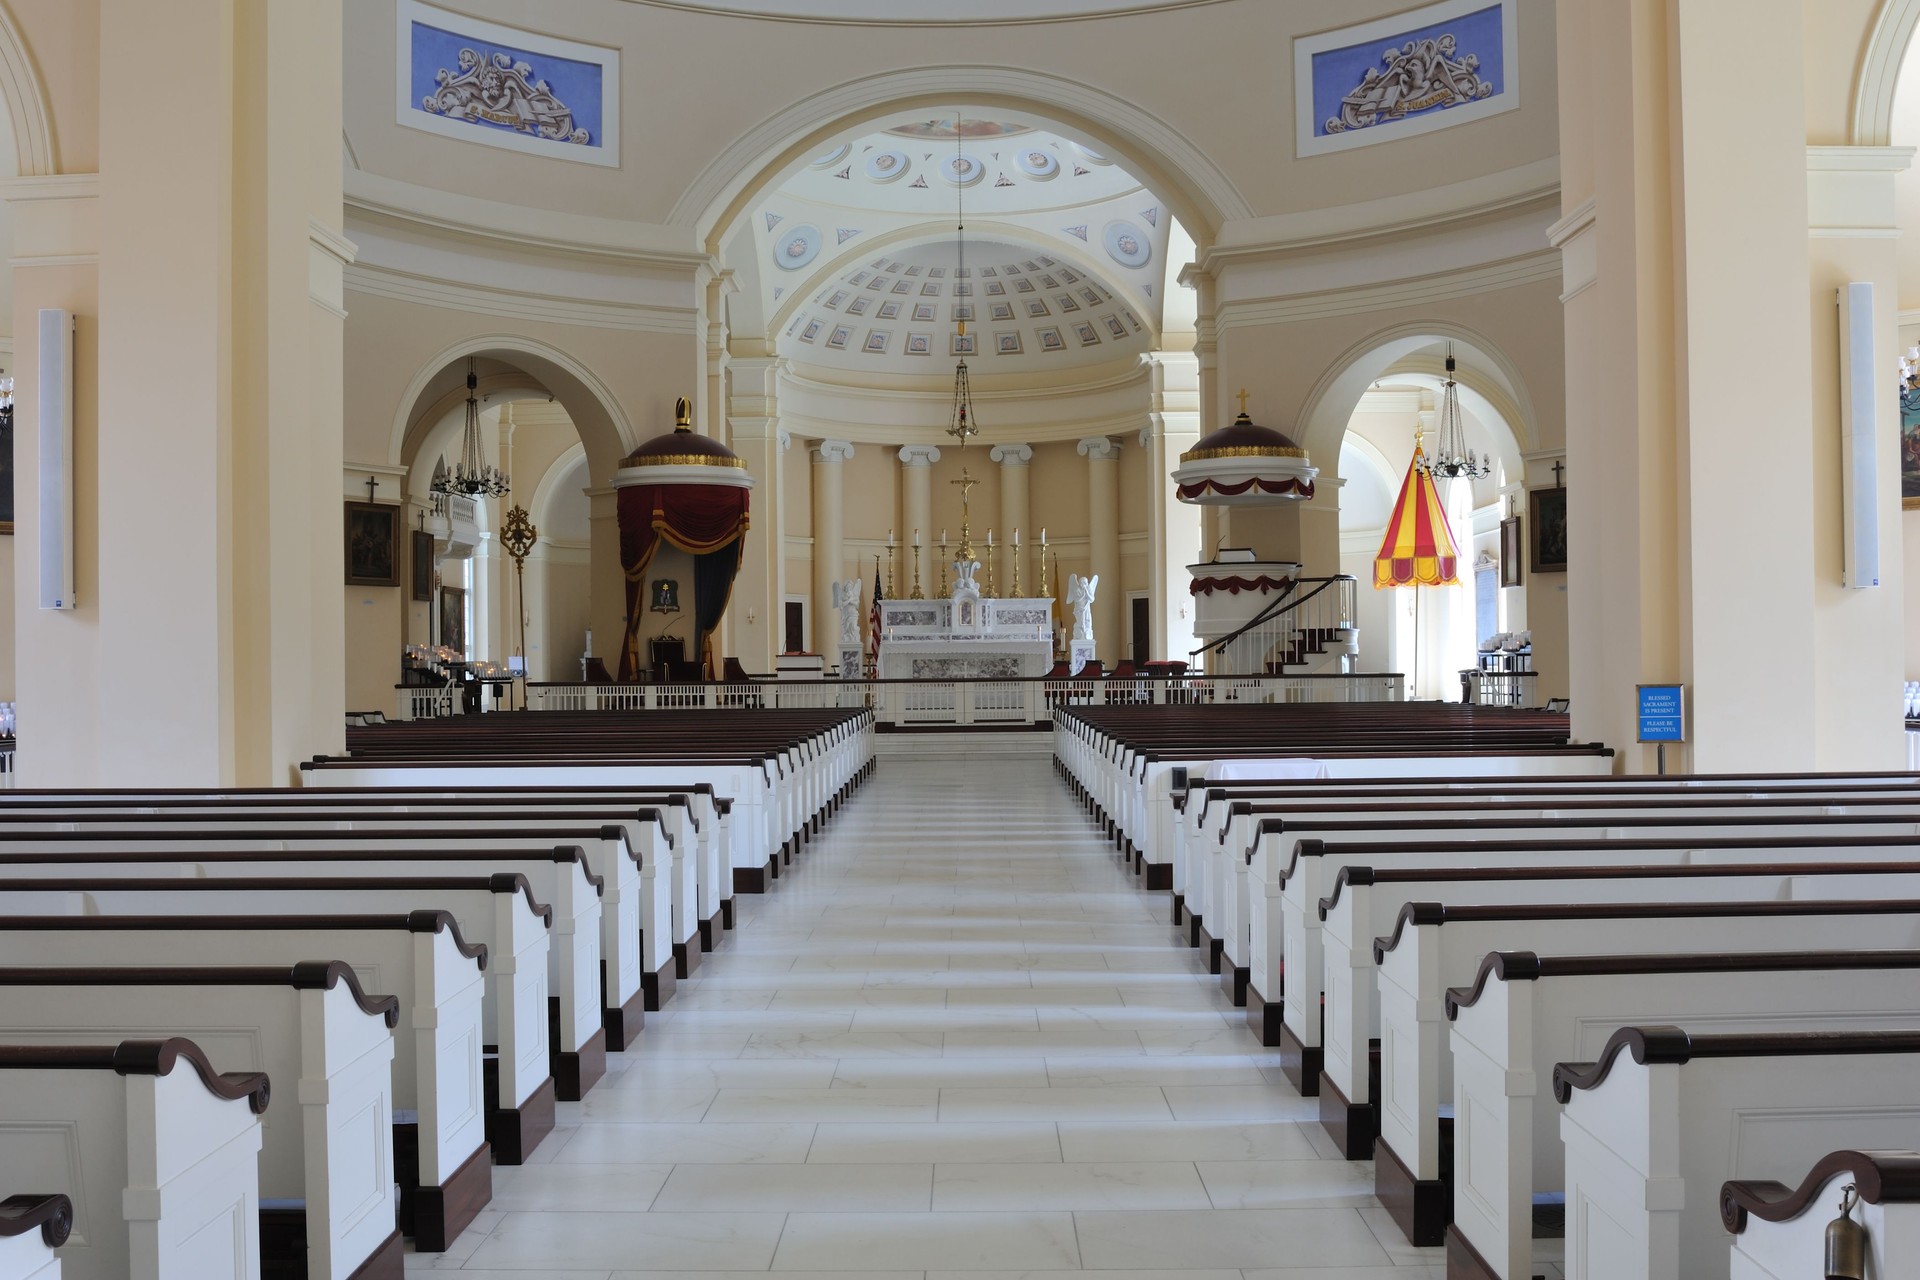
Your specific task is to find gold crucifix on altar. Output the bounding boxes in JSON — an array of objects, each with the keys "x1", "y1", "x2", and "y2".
[{"x1": 950, "y1": 467, "x2": 980, "y2": 561}]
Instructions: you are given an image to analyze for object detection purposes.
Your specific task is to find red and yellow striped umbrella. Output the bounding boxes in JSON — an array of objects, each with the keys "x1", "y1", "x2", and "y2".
[{"x1": 1373, "y1": 445, "x2": 1461, "y2": 588}]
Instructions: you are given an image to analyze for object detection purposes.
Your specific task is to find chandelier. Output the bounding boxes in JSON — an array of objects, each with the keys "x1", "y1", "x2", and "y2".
[
  {"x1": 945, "y1": 117, "x2": 979, "y2": 447},
  {"x1": 431, "y1": 358, "x2": 511, "y2": 498},
  {"x1": 1417, "y1": 344, "x2": 1487, "y2": 481}
]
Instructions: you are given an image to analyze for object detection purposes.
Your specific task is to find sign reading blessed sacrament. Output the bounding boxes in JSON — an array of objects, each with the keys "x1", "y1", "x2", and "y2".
[
  {"x1": 1294, "y1": 0, "x2": 1516, "y2": 157},
  {"x1": 397, "y1": 0, "x2": 619, "y2": 166}
]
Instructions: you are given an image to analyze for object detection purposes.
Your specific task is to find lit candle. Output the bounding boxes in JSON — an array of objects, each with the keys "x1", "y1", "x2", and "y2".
[
  {"x1": 942, "y1": 528, "x2": 948, "y2": 545},
  {"x1": 987, "y1": 530, "x2": 994, "y2": 548},
  {"x1": 1013, "y1": 528, "x2": 1020, "y2": 548},
  {"x1": 914, "y1": 528, "x2": 920, "y2": 547},
  {"x1": 1041, "y1": 527, "x2": 1048, "y2": 546},
  {"x1": 887, "y1": 529, "x2": 895, "y2": 548}
]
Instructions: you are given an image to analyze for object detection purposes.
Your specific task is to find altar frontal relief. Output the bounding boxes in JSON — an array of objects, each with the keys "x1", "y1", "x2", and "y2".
[
  {"x1": 1295, "y1": 0, "x2": 1516, "y2": 157},
  {"x1": 397, "y1": 0, "x2": 619, "y2": 165}
]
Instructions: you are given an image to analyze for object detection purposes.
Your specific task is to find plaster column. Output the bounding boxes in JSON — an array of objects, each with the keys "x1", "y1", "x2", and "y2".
[
  {"x1": 727, "y1": 356, "x2": 788, "y2": 670},
  {"x1": 1079, "y1": 437, "x2": 1123, "y2": 663},
  {"x1": 36, "y1": 0, "x2": 348, "y2": 786},
  {"x1": 586, "y1": 487, "x2": 624, "y2": 676},
  {"x1": 1555, "y1": 0, "x2": 1819, "y2": 770},
  {"x1": 991, "y1": 444, "x2": 1033, "y2": 594},
  {"x1": 1141, "y1": 353, "x2": 1202, "y2": 662},
  {"x1": 898, "y1": 446, "x2": 941, "y2": 599},
  {"x1": 811, "y1": 440, "x2": 853, "y2": 657}
]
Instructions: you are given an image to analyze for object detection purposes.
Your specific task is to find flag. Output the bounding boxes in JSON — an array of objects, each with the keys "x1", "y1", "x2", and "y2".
[{"x1": 868, "y1": 561, "x2": 884, "y2": 671}]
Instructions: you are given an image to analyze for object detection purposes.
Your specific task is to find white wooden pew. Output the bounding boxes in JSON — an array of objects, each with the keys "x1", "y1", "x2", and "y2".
[
  {"x1": 0, "y1": 1194, "x2": 71, "y2": 1280},
  {"x1": 0, "y1": 914, "x2": 490, "y2": 1242},
  {"x1": 1315, "y1": 850, "x2": 1920, "y2": 1159},
  {"x1": 1720, "y1": 1149, "x2": 1920, "y2": 1280},
  {"x1": 0, "y1": 874, "x2": 551, "y2": 1156},
  {"x1": 0, "y1": 964, "x2": 402, "y2": 1280},
  {"x1": 1372, "y1": 899, "x2": 1920, "y2": 1254},
  {"x1": 1552, "y1": 1029, "x2": 1920, "y2": 1280},
  {"x1": 0, "y1": 1039, "x2": 269, "y2": 1280},
  {"x1": 0, "y1": 833, "x2": 611, "y2": 1092},
  {"x1": 1447, "y1": 952, "x2": 1920, "y2": 1280}
]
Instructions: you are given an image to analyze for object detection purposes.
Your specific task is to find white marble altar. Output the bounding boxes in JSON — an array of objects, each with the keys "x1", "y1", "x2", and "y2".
[{"x1": 877, "y1": 594, "x2": 1055, "y2": 680}]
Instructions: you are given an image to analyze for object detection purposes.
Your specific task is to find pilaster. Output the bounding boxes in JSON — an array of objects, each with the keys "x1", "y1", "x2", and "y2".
[
  {"x1": 898, "y1": 445, "x2": 941, "y2": 599},
  {"x1": 811, "y1": 439, "x2": 853, "y2": 656},
  {"x1": 990, "y1": 443, "x2": 1033, "y2": 597},
  {"x1": 1079, "y1": 436, "x2": 1123, "y2": 664}
]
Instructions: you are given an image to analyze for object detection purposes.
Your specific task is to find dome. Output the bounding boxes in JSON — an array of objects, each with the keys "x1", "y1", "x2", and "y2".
[
  {"x1": 1180, "y1": 411, "x2": 1308, "y2": 463},
  {"x1": 614, "y1": 397, "x2": 755, "y2": 490}
]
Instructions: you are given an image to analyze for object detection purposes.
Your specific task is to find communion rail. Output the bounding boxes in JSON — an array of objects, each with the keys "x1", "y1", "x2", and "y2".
[{"x1": 390, "y1": 673, "x2": 1410, "y2": 724}]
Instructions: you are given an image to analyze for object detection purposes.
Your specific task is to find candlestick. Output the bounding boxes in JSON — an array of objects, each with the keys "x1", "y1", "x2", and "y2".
[
  {"x1": 1010, "y1": 537, "x2": 1023, "y2": 597},
  {"x1": 885, "y1": 543, "x2": 896, "y2": 598},
  {"x1": 1013, "y1": 528, "x2": 1020, "y2": 548},
  {"x1": 914, "y1": 528, "x2": 920, "y2": 548},
  {"x1": 986, "y1": 530, "x2": 994, "y2": 548},
  {"x1": 887, "y1": 529, "x2": 895, "y2": 549}
]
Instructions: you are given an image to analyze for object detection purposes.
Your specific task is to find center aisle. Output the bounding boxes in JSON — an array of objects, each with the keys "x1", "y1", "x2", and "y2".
[{"x1": 416, "y1": 756, "x2": 1448, "y2": 1278}]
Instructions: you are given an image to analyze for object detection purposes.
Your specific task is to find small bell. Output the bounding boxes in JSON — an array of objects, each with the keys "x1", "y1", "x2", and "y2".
[{"x1": 1824, "y1": 1183, "x2": 1868, "y2": 1280}]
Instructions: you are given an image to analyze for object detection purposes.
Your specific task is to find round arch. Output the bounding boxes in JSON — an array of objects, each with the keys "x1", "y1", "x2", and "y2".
[
  {"x1": 385, "y1": 334, "x2": 638, "y2": 477},
  {"x1": 1853, "y1": 0, "x2": 1920, "y2": 145},
  {"x1": 528, "y1": 441, "x2": 591, "y2": 534},
  {"x1": 1292, "y1": 320, "x2": 1541, "y2": 468},
  {"x1": 0, "y1": 5, "x2": 55, "y2": 176},
  {"x1": 674, "y1": 64, "x2": 1253, "y2": 248}
]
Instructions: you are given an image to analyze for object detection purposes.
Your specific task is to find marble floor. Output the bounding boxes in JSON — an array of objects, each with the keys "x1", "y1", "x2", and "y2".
[{"x1": 404, "y1": 755, "x2": 1460, "y2": 1278}]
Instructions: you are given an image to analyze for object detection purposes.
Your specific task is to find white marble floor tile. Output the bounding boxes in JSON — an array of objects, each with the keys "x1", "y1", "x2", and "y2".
[
  {"x1": 937, "y1": 1085, "x2": 1173, "y2": 1122},
  {"x1": 1042, "y1": 1054, "x2": 1270, "y2": 1087},
  {"x1": 931, "y1": 1161, "x2": 1211, "y2": 1211},
  {"x1": 1161, "y1": 1085, "x2": 1323, "y2": 1121},
  {"x1": 806, "y1": 1122, "x2": 1063, "y2": 1164},
  {"x1": 554, "y1": 1121, "x2": 817, "y2": 1165},
  {"x1": 651, "y1": 1162, "x2": 934, "y2": 1212},
  {"x1": 831, "y1": 1058, "x2": 1052, "y2": 1090},
  {"x1": 485, "y1": 1163, "x2": 674, "y2": 1212},
  {"x1": 1196, "y1": 1158, "x2": 1383, "y2": 1208},
  {"x1": 1073, "y1": 1207, "x2": 1393, "y2": 1269},
  {"x1": 742, "y1": 1029, "x2": 948, "y2": 1058},
  {"x1": 1059, "y1": 1120, "x2": 1326, "y2": 1163},
  {"x1": 703, "y1": 1086, "x2": 941, "y2": 1122},
  {"x1": 772, "y1": 1211, "x2": 1081, "y2": 1271},
  {"x1": 466, "y1": 1211, "x2": 788, "y2": 1271}
]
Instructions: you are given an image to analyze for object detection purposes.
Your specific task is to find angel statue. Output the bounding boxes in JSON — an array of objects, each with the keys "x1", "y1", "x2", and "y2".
[
  {"x1": 831, "y1": 578, "x2": 863, "y2": 645},
  {"x1": 1066, "y1": 573, "x2": 1099, "y2": 642}
]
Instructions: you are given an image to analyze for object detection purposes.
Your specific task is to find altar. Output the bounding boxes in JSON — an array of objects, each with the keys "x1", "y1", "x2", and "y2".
[{"x1": 877, "y1": 596, "x2": 1054, "y2": 680}]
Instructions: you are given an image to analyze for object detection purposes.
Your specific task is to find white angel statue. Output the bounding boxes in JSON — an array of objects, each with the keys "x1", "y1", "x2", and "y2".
[
  {"x1": 831, "y1": 578, "x2": 863, "y2": 645},
  {"x1": 1067, "y1": 573, "x2": 1099, "y2": 642}
]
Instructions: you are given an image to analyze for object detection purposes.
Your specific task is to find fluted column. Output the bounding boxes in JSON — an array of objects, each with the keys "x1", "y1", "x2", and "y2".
[
  {"x1": 727, "y1": 356, "x2": 788, "y2": 669},
  {"x1": 990, "y1": 443, "x2": 1033, "y2": 594},
  {"x1": 898, "y1": 446, "x2": 941, "y2": 598},
  {"x1": 1079, "y1": 437, "x2": 1122, "y2": 663},
  {"x1": 811, "y1": 440, "x2": 853, "y2": 657}
]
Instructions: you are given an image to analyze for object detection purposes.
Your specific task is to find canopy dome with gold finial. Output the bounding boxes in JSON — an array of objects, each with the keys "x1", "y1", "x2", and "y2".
[
  {"x1": 1172, "y1": 391, "x2": 1317, "y2": 505},
  {"x1": 614, "y1": 396, "x2": 755, "y2": 491}
]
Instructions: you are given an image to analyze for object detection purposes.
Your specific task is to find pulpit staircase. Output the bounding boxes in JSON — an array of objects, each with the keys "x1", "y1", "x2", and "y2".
[{"x1": 1194, "y1": 575, "x2": 1358, "y2": 677}]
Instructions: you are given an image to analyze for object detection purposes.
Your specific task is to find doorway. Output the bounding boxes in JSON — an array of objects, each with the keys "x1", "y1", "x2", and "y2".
[
  {"x1": 783, "y1": 598, "x2": 806, "y2": 654},
  {"x1": 1130, "y1": 594, "x2": 1150, "y2": 665}
]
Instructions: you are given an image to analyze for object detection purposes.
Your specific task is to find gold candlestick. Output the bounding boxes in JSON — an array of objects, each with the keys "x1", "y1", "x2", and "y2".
[
  {"x1": 938, "y1": 534, "x2": 950, "y2": 598},
  {"x1": 885, "y1": 544, "x2": 896, "y2": 598},
  {"x1": 1011, "y1": 543, "x2": 1022, "y2": 597},
  {"x1": 984, "y1": 553, "x2": 996, "y2": 599},
  {"x1": 1038, "y1": 549, "x2": 1052, "y2": 600}
]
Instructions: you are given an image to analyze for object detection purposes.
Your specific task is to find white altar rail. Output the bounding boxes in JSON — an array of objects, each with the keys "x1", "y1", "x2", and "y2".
[{"x1": 482, "y1": 673, "x2": 1406, "y2": 725}]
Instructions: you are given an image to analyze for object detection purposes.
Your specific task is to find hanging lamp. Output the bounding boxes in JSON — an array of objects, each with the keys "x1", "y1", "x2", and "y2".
[
  {"x1": 945, "y1": 114, "x2": 979, "y2": 447},
  {"x1": 431, "y1": 358, "x2": 511, "y2": 498},
  {"x1": 1418, "y1": 344, "x2": 1487, "y2": 481}
]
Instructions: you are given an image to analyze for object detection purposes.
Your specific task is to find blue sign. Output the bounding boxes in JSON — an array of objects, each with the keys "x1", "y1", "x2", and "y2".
[{"x1": 1637, "y1": 684, "x2": 1685, "y2": 744}]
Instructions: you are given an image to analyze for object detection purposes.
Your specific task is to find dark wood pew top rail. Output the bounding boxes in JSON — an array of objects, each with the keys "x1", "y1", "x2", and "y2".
[
  {"x1": 0, "y1": 840, "x2": 606, "y2": 895},
  {"x1": 1443, "y1": 949, "x2": 1920, "y2": 1020},
  {"x1": 0, "y1": 814, "x2": 665, "y2": 855},
  {"x1": 0, "y1": 873, "x2": 554, "y2": 925},
  {"x1": 0, "y1": 910, "x2": 489, "y2": 967},
  {"x1": 0, "y1": 960, "x2": 402, "y2": 1026},
  {"x1": 1217, "y1": 790, "x2": 1920, "y2": 836},
  {"x1": 0, "y1": 1193, "x2": 73, "y2": 1248},
  {"x1": 1176, "y1": 772, "x2": 1920, "y2": 813},
  {"x1": 1372, "y1": 898, "x2": 1920, "y2": 964},
  {"x1": 0, "y1": 1037, "x2": 272, "y2": 1112},
  {"x1": 1318, "y1": 854, "x2": 1920, "y2": 918},
  {"x1": 1293, "y1": 829, "x2": 1920, "y2": 879},
  {"x1": 1721, "y1": 1149, "x2": 1920, "y2": 1233},
  {"x1": 1552, "y1": 1027, "x2": 1920, "y2": 1103}
]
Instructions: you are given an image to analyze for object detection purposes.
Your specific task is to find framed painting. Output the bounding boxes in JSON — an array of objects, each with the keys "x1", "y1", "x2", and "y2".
[
  {"x1": 438, "y1": 586, "x2": 467, "y2": 652},
  {"x1": 1529, "y1": 487, "x2": 1568, "y2": 574},
  {"x1": 1902, "y1": 375, "x2": 1920, "y2": 509},
  {"x1": 344, "y1": 501, "x2": 400, "y2": 586},
  {"x1": 410, "y1": 529, "x2": 434, "y2": 602},
  {"x1": 0, "y1": 397, "x2": 12, "y2": 534},
  {"x1": 1499, "y1": 515, "x2": 1523, "y2": 586}
]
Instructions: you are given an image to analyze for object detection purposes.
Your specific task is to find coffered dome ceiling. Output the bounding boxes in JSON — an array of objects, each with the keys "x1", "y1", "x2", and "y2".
[{"x1": 749, "y1": 113, "x2": 1173, "y2": 377}]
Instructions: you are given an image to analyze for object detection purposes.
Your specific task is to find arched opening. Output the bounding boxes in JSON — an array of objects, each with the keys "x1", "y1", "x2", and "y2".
[{"x1": 1323, "y1": 337, "x2": 1529, "y2": 701}]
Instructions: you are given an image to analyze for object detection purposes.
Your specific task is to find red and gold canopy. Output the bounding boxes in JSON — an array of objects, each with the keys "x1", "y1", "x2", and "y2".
[{"x1": 1373, "y1": 445, "x2": 1460, "y2": 588}]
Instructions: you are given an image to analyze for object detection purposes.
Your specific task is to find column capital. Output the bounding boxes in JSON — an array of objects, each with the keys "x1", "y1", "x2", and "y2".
[
  {"x1": 1077, "y1": 436, "x2": 1122, "y2": 461},
  {"x1": 989, "y1": 443, "x2": 1033, "y2": 466},
  {"x1": 778, "y1": 429, "x2": 792, "y2": 453},
  {"x1": 812, "y1": 439, "x2": 854, "y2": 464},
  {"x1": 897, "y1": 445, "x2": 942, "y2": 467}
]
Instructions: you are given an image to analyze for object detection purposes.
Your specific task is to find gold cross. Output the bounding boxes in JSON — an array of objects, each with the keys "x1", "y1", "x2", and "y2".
[
  {"x1": 1235, "y1": 388, "x2": 1251, "y2": 416},
  {"x1": 949, "y1": 467, "x2": 980, "y2": 510}
]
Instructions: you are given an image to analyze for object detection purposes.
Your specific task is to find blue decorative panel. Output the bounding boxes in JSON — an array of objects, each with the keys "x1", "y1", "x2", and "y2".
[
  {"x1": 1294, "y1": 0, "x2": 1517, "y2": 156},
  {"x1": 397, "y1": 0, "x2": 619, "y2": 166}
]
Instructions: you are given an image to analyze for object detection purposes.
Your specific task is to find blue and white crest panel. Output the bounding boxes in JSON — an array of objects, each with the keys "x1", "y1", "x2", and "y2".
[
  {"x1": 1294, "y1": 0, "x2": 1516, "y2": 157},
  {"x1": 398, "y1": 0, "x2": 620, "y2": 167}
]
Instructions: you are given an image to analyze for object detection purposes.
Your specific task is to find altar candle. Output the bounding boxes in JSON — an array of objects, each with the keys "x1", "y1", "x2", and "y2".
[
  {"x1": 1041, "y1": 527, "x2": 1048, "y2": 547},
  {"x1": 1013, "y1": 528, "x2": 1020, "y2": 548},
  {"x1": 914, "y1": 528, "x2": 920, "y2": 547},
  {"x1": 987, "y1": 530, "x2": 994, "y2": 548},
  {"x1": 942, "y1": 529, "x2": 948, "y2": 544},
  {"x1": 887, "y1": 529, "x2": 895, "y2": 548}
]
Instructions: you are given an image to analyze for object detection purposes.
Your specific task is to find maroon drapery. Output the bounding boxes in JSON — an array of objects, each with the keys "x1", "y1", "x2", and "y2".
[
  {"x1": 1176, "y1": 475, "x2": 1315, "y2": 501},
  {"x1": 1190, "y1": 574, "x2": 1296, "y2": 597},
  {"x1": 617, "y1": 483, "x2": 751, "y2": 680}
]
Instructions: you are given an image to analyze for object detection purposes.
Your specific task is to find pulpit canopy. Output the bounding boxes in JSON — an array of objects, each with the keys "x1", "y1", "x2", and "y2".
[
  {"x1": 1172, "y1": 408, "x2": 1318, "y2": 505},
  {"x1": 611, "y1": 398, "x2": 755, "y2": 680}
]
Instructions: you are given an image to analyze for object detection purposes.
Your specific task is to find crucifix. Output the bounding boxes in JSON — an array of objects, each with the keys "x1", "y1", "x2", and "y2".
[
  {"x1": 1551, "y1": 459, "x2": 1566, "y2": 489},
  {"x1": 950, "y1": 466, "x2": 980, "y2": 561},
  {"x1": 364, "y1": 475, "x2": 381, "y2": 504},
  {"x1": 1235, "y1": 388, "x2": 1251, "y2": 418}
]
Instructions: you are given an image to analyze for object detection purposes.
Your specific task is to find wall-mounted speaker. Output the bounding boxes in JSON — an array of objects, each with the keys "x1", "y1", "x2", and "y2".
[
  {"x1": 1837, "y1": 282, "x2": 1880, "y2": 590},
  {"x1": 36, "y1": 307, "x2": 73, "y2": 610}
]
